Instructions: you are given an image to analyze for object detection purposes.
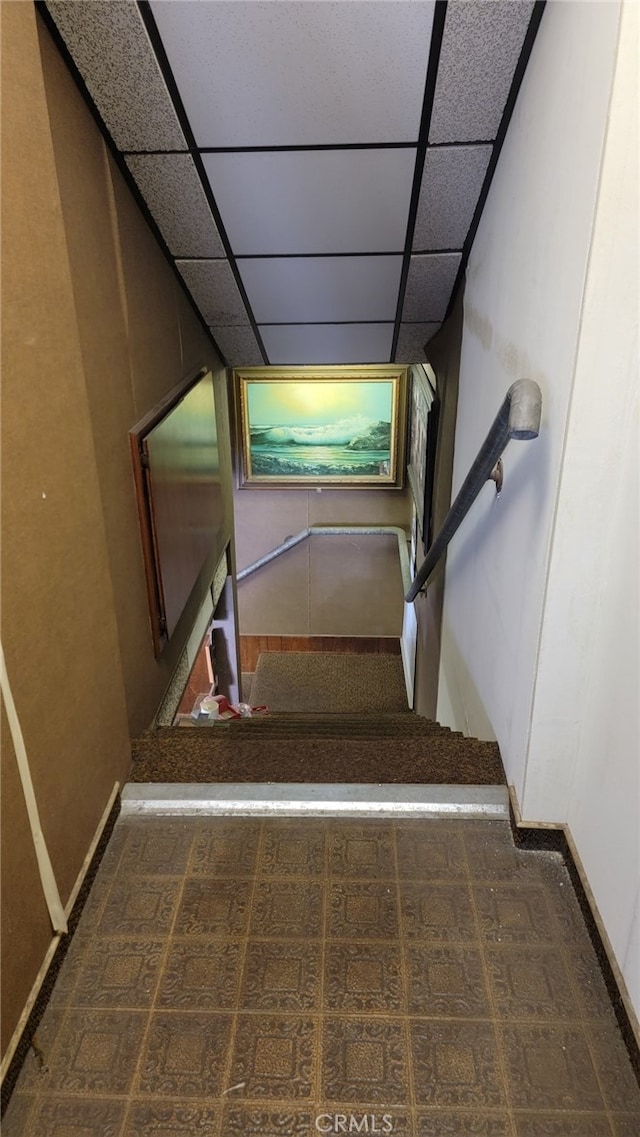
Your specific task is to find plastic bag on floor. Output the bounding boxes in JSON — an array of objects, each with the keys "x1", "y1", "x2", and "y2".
[{"x1": 192, "y1": 694, "x2": 269, "y2": 721}]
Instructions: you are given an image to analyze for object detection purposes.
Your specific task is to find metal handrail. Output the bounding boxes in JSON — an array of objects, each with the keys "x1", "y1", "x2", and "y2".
[
  {"x1": 237, "y1": 525, "x2": 412, "y2": 595},
  {"x1": 405, "y1": 378, "x2": 542, "y2": 603}
]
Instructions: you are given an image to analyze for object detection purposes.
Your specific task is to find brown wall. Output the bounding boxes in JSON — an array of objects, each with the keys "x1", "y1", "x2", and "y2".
[
  {"x1": 0, "y1": 4, "x2": 230, "y2": 1058},
  {"x1": 0, "y1": 0, "x2": 450, "y2": 1063},
  {"x1": 0, "y1": 705, "x2": 54, "y2": 1057},
  {"x1": 38, "y1": 21, "x2": 231, "y2": 736}
]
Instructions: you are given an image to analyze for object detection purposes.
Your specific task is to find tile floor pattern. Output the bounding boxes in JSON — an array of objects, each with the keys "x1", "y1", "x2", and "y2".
[{"x1": 4, "y1": 816, "x2": 639, "y2": 1136}]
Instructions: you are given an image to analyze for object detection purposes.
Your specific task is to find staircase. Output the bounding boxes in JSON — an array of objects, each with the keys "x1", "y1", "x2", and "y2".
[{"x1": 130, "y1": 713, "x2": 504, "y2": 785}]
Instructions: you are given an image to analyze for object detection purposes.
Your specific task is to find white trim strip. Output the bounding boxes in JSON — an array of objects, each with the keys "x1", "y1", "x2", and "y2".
[
  {"x1": 0, "y1": 779, "x2": 121, "y2": 1085},
  {"x1": 64, "y1": 781, "x2": 120, "y2": 918},
  {"x1": 0, "y1": 933, "x2": 61, "y2": 1083},
  {"x1": 0, "y1": 645, "x2": 67, "y2": 934}
]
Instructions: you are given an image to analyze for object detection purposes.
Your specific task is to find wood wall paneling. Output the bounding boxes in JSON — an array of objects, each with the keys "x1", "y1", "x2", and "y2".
[
  {"x1": 177, "y1": 644, "x2": 214, "y2": 716},
  {"x1": 240, "y1": 635, "x2": 402, "y2": 673}
]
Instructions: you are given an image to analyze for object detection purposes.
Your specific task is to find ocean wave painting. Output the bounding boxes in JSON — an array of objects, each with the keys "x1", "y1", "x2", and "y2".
[
  {"x1": 257, "y1": 414, "x2": 373, "y2": 447},
  {"x1": 250, "y1": 415, "x2": 392, "y2": 477},
  {"x1": 238, "y1": 372, "x2": 404, "y2": 486}
]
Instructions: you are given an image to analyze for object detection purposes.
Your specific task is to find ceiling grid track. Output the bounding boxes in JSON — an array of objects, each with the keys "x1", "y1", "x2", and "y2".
[
  {"x1": 136, "y1": 0, "x2": 270, "y2": 365},
  {"x1": 35, "y1": 0, "x2": 232, "y2": 367},
  {"x1": 391, "y1": 0, "x2": 448, "y2": 363},
  {"x1": 443, "y1": 0, "x2": 548, "y2": 324},
  {"x1": 41, "y1": 0, "x2": 546, "y2": 368}
]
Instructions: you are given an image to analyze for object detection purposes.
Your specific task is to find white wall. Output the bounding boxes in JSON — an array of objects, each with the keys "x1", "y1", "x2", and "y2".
[
  {"x1": 566, "y1": 413, "x2": 639, "y2": 1015},
  {"x1": 540, "y1": 0, "x2": 638, "y2": 1014},
  {"x1": 438, "y1": 0, "x2": 639, "y2": 1020},
  {"x1": 523, "y1": 0, "x2": 638, "y2": 822},
  {"x1": 437, "y1": 0, "x2": 620, "y2": 781}
]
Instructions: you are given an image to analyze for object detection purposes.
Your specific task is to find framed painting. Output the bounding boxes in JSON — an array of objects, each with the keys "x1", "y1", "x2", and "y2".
[
  {"x1": 235, "y1": 366, "x2": 408, "y2": 488},
  {"x1": 407, "y1": 363, "x2": 438, "y2": 541}
]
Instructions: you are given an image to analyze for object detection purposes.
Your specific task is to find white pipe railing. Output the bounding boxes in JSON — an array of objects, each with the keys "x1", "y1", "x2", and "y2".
[{"x1": 237, "y1": 524, "x2": 412, "y2": 595}]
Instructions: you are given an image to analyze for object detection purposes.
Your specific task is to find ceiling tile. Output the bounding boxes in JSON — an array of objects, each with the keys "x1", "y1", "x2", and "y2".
[
  {"x1": 259, "y1": 324, "x2": 394, "y2": 366},
  {"x1": 429, "y1": 1, "x2": 535, "y2": 143},
  {"x1": 45, "y1": 1, "x2": 186, "y2": 150},
  {"x1": 395, "y1": 323, "x2": 441, "y2": 364},
  {"x1": 211, "y1": 326, "x2": 264, "y2": 368},
  {"x1": 176, "y1": 260, "x2": 248, "y2": 325},
  {"x1": 238, "y1": 257, "x2": 403, "y2": 324},
  {"x1": 126, "y1": 155, "x2": 224, "y2": 258},
  {"x1": 413, "y1": 145, "x2": 492, "y2": 251},
  {"x1": 403, "y1": 254, "x2": 461, "y2": 322},
  {"x1": 202, "y1": 149, "x2": 416, "y2": 256},
  {"x1": 150, "y1": 0, "x2": 435, "y2": 146}
]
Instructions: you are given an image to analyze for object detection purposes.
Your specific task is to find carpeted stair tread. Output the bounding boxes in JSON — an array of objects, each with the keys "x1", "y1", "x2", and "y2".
[
  {"x1": 185, "y1": 714, "x2": 446, "y2": 739},
  {"x1": 136, "y1": 645, "x2": 503, "y2": 784},
  {"x1": 130, "y1": 724, "x2": 504, "y2": 785},
  {"x1": 250, "y1": 651, "x2": 409, "y2": 714}
]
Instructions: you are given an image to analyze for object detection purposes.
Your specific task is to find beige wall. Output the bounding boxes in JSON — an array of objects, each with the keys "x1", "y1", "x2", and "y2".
[
  {"x1": 0, "y1": 4, "x2": 229, "y2": 1058},
  {"x1": 234, "y1": 487, "x2": 411, "y2": 637}
]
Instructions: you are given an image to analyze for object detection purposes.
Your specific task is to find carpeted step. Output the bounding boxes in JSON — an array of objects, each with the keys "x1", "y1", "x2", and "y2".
[
  {"x1": 181, "y1": 713, "x2": 447, "y2": 740},
  {"x1": 130, "y1": 725, "x2": 504, "y2": 785},
  {"x1": 250, "y1": 651, "x2": 409, "y2": 714}
]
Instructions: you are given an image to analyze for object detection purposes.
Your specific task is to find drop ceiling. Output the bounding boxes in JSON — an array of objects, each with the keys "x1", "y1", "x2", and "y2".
[{"x1": 42, "y1": 0, "x2": 542, "y2": 368}]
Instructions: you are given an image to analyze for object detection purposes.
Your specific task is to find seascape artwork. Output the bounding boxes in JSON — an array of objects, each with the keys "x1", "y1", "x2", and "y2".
[{"x1": 241, "y1": 378, "x2": 398, "y2": 484}]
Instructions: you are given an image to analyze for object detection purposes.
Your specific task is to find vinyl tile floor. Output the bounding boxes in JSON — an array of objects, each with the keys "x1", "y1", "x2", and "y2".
[{"x1": 4, "y1": 816, "x2": 639, "y2": 1136}]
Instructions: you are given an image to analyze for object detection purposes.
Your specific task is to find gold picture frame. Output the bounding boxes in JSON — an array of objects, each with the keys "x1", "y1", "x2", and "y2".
[{"x1": 235, "y1": 365, "x2": 408, "y2": 489}]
